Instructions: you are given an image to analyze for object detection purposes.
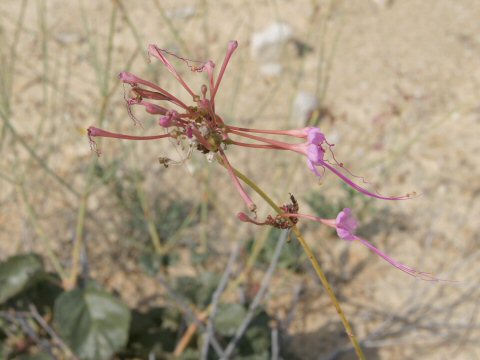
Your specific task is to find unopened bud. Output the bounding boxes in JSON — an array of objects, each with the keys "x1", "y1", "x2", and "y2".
[
  {"x1": 237, "y1": 212, "x2": 251, "y2": 222},
  {"x1": 118, "y1": 71, "x2": 138, "y2": 84}
]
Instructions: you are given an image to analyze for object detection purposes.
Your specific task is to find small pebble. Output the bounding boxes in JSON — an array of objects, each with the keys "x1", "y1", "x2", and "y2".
[{"x1": 250, "y1": 22, "x2": 293, "y2": 60}]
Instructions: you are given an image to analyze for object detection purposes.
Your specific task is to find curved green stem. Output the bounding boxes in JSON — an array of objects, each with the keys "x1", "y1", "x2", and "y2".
[{"x1": 230, "y1": 165, "x2": 366, "y2": 360}]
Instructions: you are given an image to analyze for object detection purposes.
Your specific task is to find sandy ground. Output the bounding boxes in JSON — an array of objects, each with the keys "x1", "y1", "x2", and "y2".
[{"x1": 1, "y1": 0, "x2": 479, "y2": 359}]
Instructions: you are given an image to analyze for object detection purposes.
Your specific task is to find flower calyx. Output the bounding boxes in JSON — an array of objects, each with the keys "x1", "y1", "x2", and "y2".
[{"x1": 238, "y1": 193, "x2": 299, "y2": 229}]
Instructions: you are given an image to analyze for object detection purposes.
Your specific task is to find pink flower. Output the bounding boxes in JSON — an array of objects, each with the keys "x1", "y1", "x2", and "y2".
[
  {"x1": 335, "y1": 208, "x2": 358, "y2": 241},
  {"x1": 238, "y1": 201, "x2": 449, "y2": 281},
  {"x1": 88, "y1": 40, "x2": 449, "y2": 282},
  {"x1": 158, "y1": 110, "x2": 179, "y2": 128},
  {"x1": 88, "y1": 41, "x2": 256, "y2": 213},
  {"x1": 226, "y1": 125, "x2": 413, "y2": 201},
  {"x1": 332, "y1": 208, "x2": 443, "y2": 280},
  {"x1": 300, "y1": 208, "x2": 447, "y2": 281}
]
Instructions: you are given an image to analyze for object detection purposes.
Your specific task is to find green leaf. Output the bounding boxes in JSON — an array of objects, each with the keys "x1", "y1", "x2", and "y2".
[
  {"x1": 122, "y1": 307, "x2": 180, "y2": 357},
  {"x1": 240, "y1": 310, "x2": 271, "y2": 355},
  {"x1": 180, "y1": 348, "x2": 201, "y2": 360},
  {"x1": 5, "y1": 272, "x2": 62, "y2": 315},
  {"x1": 18, "y1": 353, "x2": 55, "y2": 360},
  {"x1": 174, "y1": 272, "x2": 220, "y2": 308},
  {"x1": 214, "y1": 304, "x2": 247, "y2": 337},
  {"x1": 54, "y1": 287, "x2": 131, "y2": 360},
  {"x1": 195, "y1": 272, "x2": 221, "y2": 308},
  {"x1": 236, "y1": 352, "x2": 270, "y2": 360},
  {"x1": 139, "y1": 251, "x2": 180, "y2": 276},
  {"x1": 0, "y1": 254, "x2": 44, "y2": 304}
]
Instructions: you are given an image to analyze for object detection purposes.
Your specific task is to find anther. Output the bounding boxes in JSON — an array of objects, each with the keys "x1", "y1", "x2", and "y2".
[{"x1": 201, "y1": 84, "x2": 208, "y2": 99}]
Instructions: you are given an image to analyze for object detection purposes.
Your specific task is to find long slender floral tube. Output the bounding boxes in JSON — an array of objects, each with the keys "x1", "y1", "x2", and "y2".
[
  {"x1": 271, "y1": 209, "x2": 450, "y2": 281},
  {"x1": 228, "y1": 129, "x2": 299, "y2": 150},
  {"x1": 227, "y1": 125, "x2": 314, "y2": 138},
  {"x1": 119, "y1": 71, "x2": 190, "y2": 110},
  {"x1": 211, "y1": 41, "x2": 238, "y2": 105},
  {"x1": 87, "y1": 126, "x2": 171, "y2": 141},
  {"x1": 203, "y1": 60, "x2": 216, "y2": 102},
  {"x1": 218, "y1": 148, "x2": 256, "y2": 212},
  {"x1": 228, "y1": 140, "x2": 287, "y2": 150}
]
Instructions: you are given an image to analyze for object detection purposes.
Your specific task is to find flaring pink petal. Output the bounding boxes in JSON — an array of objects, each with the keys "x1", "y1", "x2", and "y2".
[{"x1": 307, "y1": 128, "x2": 326, "y2": 144}]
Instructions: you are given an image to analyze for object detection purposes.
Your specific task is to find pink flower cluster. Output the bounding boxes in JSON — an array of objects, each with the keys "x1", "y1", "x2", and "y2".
[{"x1": 88, "y1": 41, "x2": 442, "y2": 281}]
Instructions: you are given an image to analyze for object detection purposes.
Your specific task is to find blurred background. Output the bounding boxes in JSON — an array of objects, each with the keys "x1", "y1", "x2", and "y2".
[{"x1": 1, "y1": 0, "x2": 479, "y2": 359}]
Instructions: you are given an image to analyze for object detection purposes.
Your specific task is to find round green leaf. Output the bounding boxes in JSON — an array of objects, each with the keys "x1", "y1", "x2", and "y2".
[
  {"x1": 214, "y1": 303, "x2": 247, "y2": 337},
  {"x1": 0, "y1": 254, "x2": 44, "y2": 304},
  {"x1": 54, "y1": 287, "x2": 131, "y2": 360}
]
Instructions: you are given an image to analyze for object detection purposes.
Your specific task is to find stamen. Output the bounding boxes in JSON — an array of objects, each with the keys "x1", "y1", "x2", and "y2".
[
  {"x1": 318, "y1": 160, "x2": 411, "y2": 200},
  {"x1": 201, "y1": 84, "x2": 208, "y2": 99},
  {"x1": 123, "y1": 84, "x2": 143, "y2": 127}
]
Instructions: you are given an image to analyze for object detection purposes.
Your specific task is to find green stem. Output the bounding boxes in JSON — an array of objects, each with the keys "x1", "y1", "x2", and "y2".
[
  {"x1": 230, "y1": 165, "x2": 366, "y2": 360},
  {"x1": 66, "y1": 3, "x2": 118, "y2": 290},
  {"x1": 134, "y1": 178, "x2": 164, "y2": 255},
  {"x1": 16, "y1": 183, "x2": 67, "y2": 281}
]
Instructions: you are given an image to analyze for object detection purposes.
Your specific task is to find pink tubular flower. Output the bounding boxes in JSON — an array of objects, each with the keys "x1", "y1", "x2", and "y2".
[
  {"x1": 88, "y1": 41, "x2": 257, "y2": 213},
  {"x1": 88, "y1": 40, "x2": 414, "y2": 216},
  {"x1": 239, "y1": 205, "x2": 449, "y2": 281},
  {"x1": 88, "y1": 40, "x2": 447, "y2": 282},
  {"x1": 332, "y1": 208, "x2": 445, "y2": 281},
  {"x1": 295, "y1": 129, "x2": 412, "y2": 200},
  {"x1": 226, "y1": 125, "x2": 414, "y2": 201},
  {"x1": 271, "y1": 205, "x2": 449, "y2": 281}
]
